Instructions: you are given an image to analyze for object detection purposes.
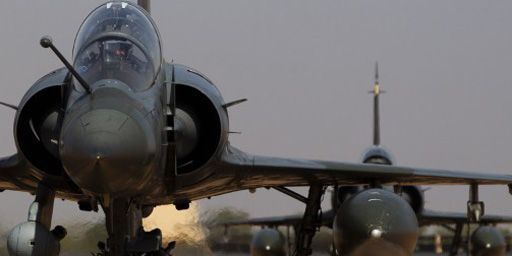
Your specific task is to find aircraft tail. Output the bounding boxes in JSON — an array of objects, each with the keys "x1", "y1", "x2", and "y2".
[{"x1": 369, "y1": 62, "x2": 384, "y2": 146}]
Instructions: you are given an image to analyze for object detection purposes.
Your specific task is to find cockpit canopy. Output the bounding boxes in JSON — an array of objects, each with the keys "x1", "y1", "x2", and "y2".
[
  {"x1": 73, "y1": 1, "x2": 162, "y2": 91},
  {"x1": 361, "y1": 145, "x2": 394, "y2": 165}
]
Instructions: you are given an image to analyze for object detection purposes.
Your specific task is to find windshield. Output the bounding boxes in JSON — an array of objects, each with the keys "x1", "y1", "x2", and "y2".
[
  {"x1": 361, "y1": 146, "x2": 394, "y2": 165},
  {"x1": 73, "y1": 1, "x2": 162, "y2": 91}
]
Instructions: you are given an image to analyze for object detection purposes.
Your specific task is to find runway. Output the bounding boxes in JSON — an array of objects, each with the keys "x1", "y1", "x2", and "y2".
[
  {"x1": 57, "y1": 252, "x2": 487, "y2": 256},
  {"x1": 52, "y1": 249, "x2": 512, "y2": 255}
]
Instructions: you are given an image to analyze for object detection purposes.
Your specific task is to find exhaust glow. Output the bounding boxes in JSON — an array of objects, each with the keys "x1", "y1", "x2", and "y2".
[{"x1": 143, "y1": 203, "x2": 210, "y2": 251}]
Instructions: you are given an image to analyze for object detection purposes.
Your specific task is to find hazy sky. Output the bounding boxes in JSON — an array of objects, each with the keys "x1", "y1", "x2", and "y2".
[{"x1": 0, "y1": 0, "x2": 512, "y2": 233}]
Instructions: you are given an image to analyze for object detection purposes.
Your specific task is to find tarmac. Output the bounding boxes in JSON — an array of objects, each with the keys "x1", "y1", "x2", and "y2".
[
  {"x1": 212, "y1": 253, "x2": 512, "y2": 256},
  {"x1": 62, "y1": 252, "x2": 512, "y2": 255}
]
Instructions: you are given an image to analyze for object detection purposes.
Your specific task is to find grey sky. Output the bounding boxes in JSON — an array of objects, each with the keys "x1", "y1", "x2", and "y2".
[{"x1": 0, "y1": 0, "x2": 512, "y2": 232}]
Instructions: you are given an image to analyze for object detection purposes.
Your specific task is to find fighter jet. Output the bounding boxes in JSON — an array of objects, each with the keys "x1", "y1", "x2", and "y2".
[
  {"x1": 1, "y1": 1, "x2": 511, "y2": 256},
  {"x1": 222, "y1": 63, "x2": 512, "y2": 256}
]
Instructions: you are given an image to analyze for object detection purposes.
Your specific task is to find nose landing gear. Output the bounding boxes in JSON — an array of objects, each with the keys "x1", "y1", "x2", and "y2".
[{"x1": 97, "y1": 198, "x2": 176, "y2": 256}]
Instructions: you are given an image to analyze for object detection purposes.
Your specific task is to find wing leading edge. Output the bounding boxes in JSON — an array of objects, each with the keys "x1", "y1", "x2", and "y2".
[
  {"x1": 0, "y1": 154, "x2": 82, "y2": 200},
  {"x1": 221, "y1": 208, "x2": 512, "y2": 230},
  {"x1": 221, "y1": 146, "x2": 512, "y2": 188},
  {"x1": 419, "y1": 209, "x2": 512, "y2": 225},
  {"x1": 0, "y1": 154, "x2": 35, "y2": 192},
  {"x1": 221, "y1": 210, "x2": 335, "y2": 228}
]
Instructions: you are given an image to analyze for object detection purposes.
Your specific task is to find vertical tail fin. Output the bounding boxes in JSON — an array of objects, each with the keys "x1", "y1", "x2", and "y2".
[
  {"x1": 375, "y1": 62, "x2": 379, "y2": 86},
  {"x1": 371, "y1": 62, "x2": 382, "y2": 146}
]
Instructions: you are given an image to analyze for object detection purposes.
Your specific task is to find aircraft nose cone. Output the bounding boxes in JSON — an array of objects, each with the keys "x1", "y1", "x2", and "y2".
[
  {"x1": 333, "y1": 189, "x2": 418, "y2": 255},
  {"x1": 60, "y1": 108, "x2": 156, "y2": 195}
]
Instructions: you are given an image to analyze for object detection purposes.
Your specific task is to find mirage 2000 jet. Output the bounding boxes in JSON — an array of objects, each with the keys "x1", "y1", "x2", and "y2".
[
  {"x1": 221, "y1": 63, "x2": 511, "y2": 256},
  {"x1": 1, "y1": 1, "x2": 512, "y2": 256}
]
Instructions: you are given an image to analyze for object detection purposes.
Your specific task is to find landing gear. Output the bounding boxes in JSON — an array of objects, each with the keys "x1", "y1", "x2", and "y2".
[
  {"x1": 99, "y1": 198, "x2": 175, "y2": 256},
  {"x1": 7, "y1": 183, "x2": 66, "y2": 256},
  {"x1": 448, "y1": 223, "x2": 463, "y2": 256},
  {"x1": 272, "y1": 185, "x2": 326, "y2": 256},
  {"x1": 467, "y1": 184, "x2": 484, "y2": 222},
  {"x1": 294, "y1": 185, "x2": 325, "y2": 256}
]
